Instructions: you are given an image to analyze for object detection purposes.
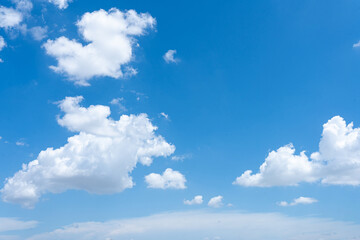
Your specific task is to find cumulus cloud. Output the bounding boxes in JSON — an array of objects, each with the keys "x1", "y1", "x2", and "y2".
[
  {"x1": 27, "y1": 211, "x2": 360, "y2": 240},
  {"x1": 184, "y1": 195, "x2": 203, "y2": 205},
  {"x1": 0, "y1": 218, "x2": 37, "y2": 232},
  {"x1": 145, "y1": 168, "x2": 186, "y2": 189},
  {"x1": 0, "y1": 6, "x2": 23, "y2": 28},
  {"x1": 163, "y1": 49, "x2": 179, "y2": 63},
  {"x1": 234, "y1": 116, "x2": 360, "y2": 187},
  {"x1": 43, "y1": 8, "x2": 155, "y2": 86},
  {"x1": 278, "y1": 197, "x2": 318, "y2": 207},
  {"x1": 48, "y1": 0, "x2": 72, "y2": 9},
  {"x1": 1, "y1": 96, "x2": 175, "y2": 208},
  {"x1": 208, "y1": 196, "x2": 223, "y2": 208}
]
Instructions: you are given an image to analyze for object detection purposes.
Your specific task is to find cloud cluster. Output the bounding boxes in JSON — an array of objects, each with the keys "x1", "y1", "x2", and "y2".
[
  {"x1": 278, "y1": 197, "x2": 318, "y2": 207},
  {"x1": 27, "y1": 211, "x2": 360, "y2": 240},
  {"x1": 234, "y1": 116, "x2": 360, "y2": 187},
  {"x1": 1, "y1": 96, "x2": 175, "y2": 208},
  {"x1": 145, "y1": 168, "x2": 186, "y2": 189},
  {"x1": 184, "y1": 195, "x2": 203, "y2": 205},
  {"x1": 44, "y1": 8, "x2": 155, "y2": 86}
]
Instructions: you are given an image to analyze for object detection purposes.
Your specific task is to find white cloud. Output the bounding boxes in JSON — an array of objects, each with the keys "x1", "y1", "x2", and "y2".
[
  {"x1": 233, "y1": 144, "x2": 317, "y2": 187},
  {"x1": 43, "y1": 8, "x2": 155, "y2": 86},
  {"x1": 171, "y1": 154, "x2": 191, "y2": 161},
  {"x1": 145, "y1": 168, "x2": 186, "y2": 189},
  {"x1": 208, "y1": 196, "x2": 223, "y2": 208},
  {"x1": 12, "y1": 0, "x2": 32, "y2": 14},
  {"x1": 27, "y1": 210, "x2": 360, "y2": 240},
  {"x1": 234, "y1": 116, "x2": 360, "y2": 187},
  {"x1": 29, "y1": 26, "x2": 47, "y2": 41},
  {"x1": 48, "y1": 0, "x2": 72, "y2": 9},
  {"x1": 278, "y1": 197, "x2": 318, "y2": 207},
  {"x1": 184, "y1": 195, "x2": 203, "y2": 205},
  {"x1": 0, "y1": 7, "x2": 22, "y2": 28},
  {"x1": 1, "y1": 96, "x2": 175, "y2": 208},
  {"x1": 0, "y1": 36, "x2": 5, "y2": 62},
  {"x1": 353, "y1": 41, "x2": 360, "y2": 48},
  {"x1": 160, "y1": 112, "x2": 169, "y2": 120},
  {"x1": 110, "y1": 97, "x2": 127, "y2": 112},
  {"x1": 163, "y1": 49, "x2": 179, "y2": 63},
  {"x1": 0, "y1": 218, "x2": 37, "y2": 232},
  {"x1": 15, "y1": 141, "x2": 26, "y2": 146}
]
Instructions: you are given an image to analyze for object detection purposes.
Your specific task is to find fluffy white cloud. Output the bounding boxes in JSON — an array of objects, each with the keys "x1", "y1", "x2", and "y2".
[
  {"x1": 0, "y1": 218, "x2": 37, "y2": 232},
  {"x1": 234, "y1": 116, "x2": 360, "y2": 187},
  {"x1": 233, "y1": 144, "x2": 317, "y2": 187},
  {"x1": 208, "y1": 196, "x2": 223, "y2": 208},
  {"x1": 278, "y1": 197, "x2": 318, "y2": 207},
  {"x1": 1, "y1": 96, "x2": 175, "y2": 208},
  {"x1": 0, "y1": 7, "x2": 22, "y2": 28},
  {"x1": 184, "y1": 195, "x2": 203, "y2": 205},
  {"x1": 163, "y1": 49, "x2": 178, "y2": 63},
  {"x1": 43, "y1": 8, "x2": 155, "y2": 86},
  {"x1": 145, "y1": 168, "x2": 186, "y2": 189},
  {"x1": 48, "y1": 0, "x2": 72, "y2": 9},
  {"x1": 27, "y1": 211, "x2": 360, "y2": 240}
]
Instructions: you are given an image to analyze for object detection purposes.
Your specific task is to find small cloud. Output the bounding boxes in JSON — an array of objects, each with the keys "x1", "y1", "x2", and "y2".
[
  {"x1": 110, "y1": 97, "x2": 127, "y2": 112},
  {"x1": 171, "y1": 154, "x2": 192, "y2": 161},
  {"x1": 15, "y1": 138, "x2": 28, "y2": 147},
  {"x1": 145, "y1": 168, "x2": 186, "y2": 189},
  {"x1": 184, "y1": 195, "x2": 203, "y2": 205},
  {"x1": 163, "y1": 49, "x2": 179, "y2": 63},
  {"x1": 353, "y1": 40, "x2": 360, "y2": 48},
  {"x1": 278, "y1": 197, "x2": 318, "y2": 207},
  {"x1": 15, "y1": 141, "x2": 25, "y2": 146},
  {"x1": 29, "y1": 26, "x2": 47, "y2": 41},
  {"x1": 208, "y1": 196, "x2": 223, "y2": 208},
  {"x1": 160, "y1": 112, "x2": 169, "y2": 120}
]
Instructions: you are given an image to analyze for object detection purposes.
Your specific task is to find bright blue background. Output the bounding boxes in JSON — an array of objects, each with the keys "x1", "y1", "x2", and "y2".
[{"x1": 1, "y1": 0, "x2": 360, "y2": 236}]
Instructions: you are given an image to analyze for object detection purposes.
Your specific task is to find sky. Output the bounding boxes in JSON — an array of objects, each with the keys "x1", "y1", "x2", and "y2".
[{"x1": 1, "y1": 0, "x2": 360, "y2": 239}]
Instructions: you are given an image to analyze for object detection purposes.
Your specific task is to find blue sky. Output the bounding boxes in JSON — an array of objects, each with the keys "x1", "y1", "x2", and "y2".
[{"x1": 1, "y1": 0, "x2": 360, "y2": 239}]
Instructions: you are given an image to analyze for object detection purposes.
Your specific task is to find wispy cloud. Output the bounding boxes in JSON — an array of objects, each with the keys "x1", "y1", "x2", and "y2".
[
  {"x1": 278, "y1": 197, "x2": 318, "y2": 207},
  {"x1": 27, "y1": 211, "x2": 360, "y2": 240}
]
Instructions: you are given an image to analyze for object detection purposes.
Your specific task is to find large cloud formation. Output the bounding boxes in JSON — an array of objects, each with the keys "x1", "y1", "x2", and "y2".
[
  {"x1": 27, "y1": 211, "x2": 360, "y2": 240},
  {"x1": 43, "y1": 8, "x2": 155, "y2": 86},
  {"x1": 234, "y1": 116, "x2": 360, "y2": 187},
  {"x1": 1, "y1": 96, "x2": 175, "y2": 208}
]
